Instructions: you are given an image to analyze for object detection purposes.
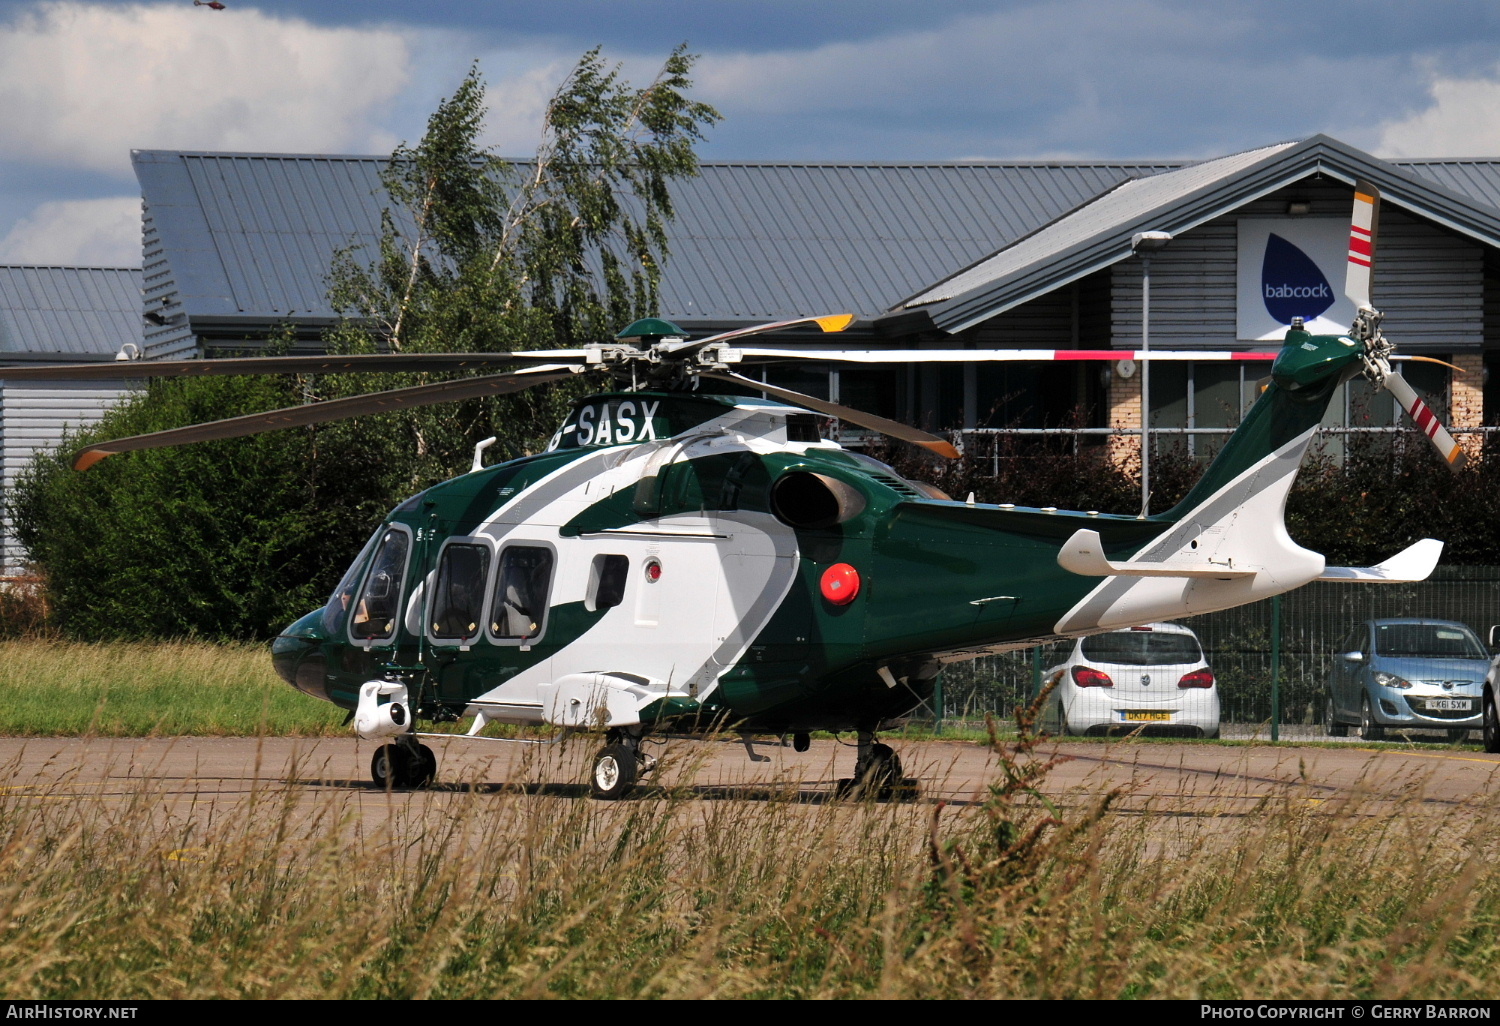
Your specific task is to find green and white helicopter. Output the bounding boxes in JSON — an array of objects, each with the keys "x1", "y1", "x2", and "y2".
[{"x1": 4, "y1": 183, "x2": 1464, "y2": 798}]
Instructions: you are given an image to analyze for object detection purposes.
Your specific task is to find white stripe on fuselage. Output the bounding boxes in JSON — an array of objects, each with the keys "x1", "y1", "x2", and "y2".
[{"x1": 410, "y1": 408, "x2": 805, "y2": 721}]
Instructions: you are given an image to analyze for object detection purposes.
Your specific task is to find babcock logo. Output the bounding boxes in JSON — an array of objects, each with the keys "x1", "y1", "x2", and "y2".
[{"x1": 1261, "y1": 233, "x2": 1335, "y2": 324}]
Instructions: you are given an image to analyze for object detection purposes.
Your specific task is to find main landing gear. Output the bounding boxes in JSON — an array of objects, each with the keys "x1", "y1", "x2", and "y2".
[
  {"x1": 837, "y1": 731, "x2": 918, "y2": 800},
  {"x1": 371, "y1": 735, "x2": 437, "y2": 789},
  {"x1": 590, "y1": 727, "x2": 658, "y2": 800}
]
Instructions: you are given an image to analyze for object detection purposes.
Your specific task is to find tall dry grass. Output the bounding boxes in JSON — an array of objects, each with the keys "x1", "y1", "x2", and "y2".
[{"x1": 1, "y1": 727, "x2": 1497, "y2": 999}]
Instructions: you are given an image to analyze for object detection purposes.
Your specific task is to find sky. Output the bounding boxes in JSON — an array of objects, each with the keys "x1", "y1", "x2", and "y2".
[{"x1": 5, "y1": 0, "x2": 1500, "y2": 267}]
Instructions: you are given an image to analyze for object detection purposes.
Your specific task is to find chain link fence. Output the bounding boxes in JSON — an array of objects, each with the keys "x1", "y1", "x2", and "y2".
[{"x1": 925, "y1": 566, "x2": 1500, "y2": 740}]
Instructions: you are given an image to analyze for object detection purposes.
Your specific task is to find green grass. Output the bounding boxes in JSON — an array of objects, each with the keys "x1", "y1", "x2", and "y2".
[{"x1": 0, "y1": 640, "x2": 345, "y2": 736}]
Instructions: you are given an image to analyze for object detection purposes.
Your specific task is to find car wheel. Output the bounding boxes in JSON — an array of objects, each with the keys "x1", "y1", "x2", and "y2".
[
  {"x1": 1484, "y1": 690, "x2": 1500, "y2": 754},
  {"x1": 1446, "y1": 728, "x2": 1469, "y2": 744},
  {"x1": 1325, "y1": 695, "x2": 1348, "y2": 737},
  {"x1": 1359, "y1": 695, "x2": 1386, "y2": 741}
]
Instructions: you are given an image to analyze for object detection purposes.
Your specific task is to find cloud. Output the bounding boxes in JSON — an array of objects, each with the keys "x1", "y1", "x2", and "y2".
[
  {"x1": 688, "y1": 0, "x2": 1430, "y2": 160},
  {"x1": 0, "y1": 1, "x2": 413, "y2": 177},
  {"x1": 0, "y1": 196, "x2": 140, "y2": 265},
  {"x1": 1376, "y1": 70, "x2": 1500, "y2": 157},
  {"x1": 479, "y1": 57, "x2": 573, "y2": 154}
]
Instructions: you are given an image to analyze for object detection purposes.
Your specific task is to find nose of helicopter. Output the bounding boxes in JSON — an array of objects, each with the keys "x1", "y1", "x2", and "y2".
[{"x1": 271, "y1": 608, "x2": 333, "y2": 702}]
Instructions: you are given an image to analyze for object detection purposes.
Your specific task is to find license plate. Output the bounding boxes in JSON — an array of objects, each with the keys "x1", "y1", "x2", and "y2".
[
  {"x1": 1122, "y1": 711, "x2": 1172, "y2": 722},
  {"x1": 1425, "y1": 699, "x2": 1472, "y2": 711}
]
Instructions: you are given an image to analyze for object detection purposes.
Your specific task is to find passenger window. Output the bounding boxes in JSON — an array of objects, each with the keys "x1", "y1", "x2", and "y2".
[
  {"x1": 587, "y1": 554, "x2": 629, "y2": 611},
  {"x1": 352, "y1": 528, "x2": 410, "y2": 641},
  {"x1": 492, "y1": 546, "x2": 554, "y2": 641},
  {"x1": 431, "y1": 543, "x2": 492, "y2": 640}
]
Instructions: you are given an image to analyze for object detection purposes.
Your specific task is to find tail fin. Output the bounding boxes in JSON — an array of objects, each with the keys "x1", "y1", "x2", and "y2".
[
  {"x1": 1161, "y1": 327, "x2": 1354, "y2": 521},
  {"x1": 1053, "y1": 327, "x2": 1363, "y2": 633}
]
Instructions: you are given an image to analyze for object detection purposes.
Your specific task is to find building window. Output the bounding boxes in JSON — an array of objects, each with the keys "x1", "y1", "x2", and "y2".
[{"x1": 1148, "y1": 360, "x2": 1449, "y2": 461}]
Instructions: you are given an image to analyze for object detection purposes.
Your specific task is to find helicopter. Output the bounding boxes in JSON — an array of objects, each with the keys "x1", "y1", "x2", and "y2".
[{"x1": 0, "y1": 181, "x2": 1463, "y2": 799}]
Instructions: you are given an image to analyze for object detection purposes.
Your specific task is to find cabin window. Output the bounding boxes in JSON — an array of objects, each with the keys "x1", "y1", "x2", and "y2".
[
  {"x1": 321, "y1": 528, "x2": 382, "y2": 635},
  {"x1": 351, "y1": 528, "x2": 411, "y2": 641},
  {"x1": 587, "y1": 554, "x2": 629, "y2": 611},
  {"x1": 430, "y1": 542, "x2": 492, "y2": 641},
  {"x1": 491, "y1": 545, "x2": 555, "y2": 641}
]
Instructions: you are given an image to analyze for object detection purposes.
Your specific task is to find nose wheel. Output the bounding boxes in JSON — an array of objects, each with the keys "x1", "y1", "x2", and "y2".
[{"x1": 371, "y1": 739, "x2": 437, "y2": 789}]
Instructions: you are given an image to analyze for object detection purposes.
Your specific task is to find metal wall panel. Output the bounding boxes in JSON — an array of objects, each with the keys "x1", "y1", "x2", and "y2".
[
  {"x1": 0, "y1": 381, "x2": 134, "y2": 570},
  {"x1": 1109, "y1": 185, "x2": 1483, "y2": 350}
]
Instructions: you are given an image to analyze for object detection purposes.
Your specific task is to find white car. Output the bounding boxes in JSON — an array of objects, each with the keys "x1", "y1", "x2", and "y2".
[{"x1": 1042, "y1": 623, "x2": 1220, "y2": 738}]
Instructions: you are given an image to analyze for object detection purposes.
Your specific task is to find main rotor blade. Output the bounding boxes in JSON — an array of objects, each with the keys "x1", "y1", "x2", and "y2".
[
  {"x1": 699, "y1": 369, "x2": 960, "y2": 459},
  {"x1": 0, "y1": 350, "x2": 586, "y2": 382},
  {"x1": 1383, "y1": 371, "x2": 1467, "y2": 472},
  {"x1": 655, "y1": 313, "x2": 855, "y2": 356},
  {"x1": 733, "y1": 346, "x2": 1278, "y2": 364},
  {"x1": 1346, "y1": 180, "x2": 1381, "y2": 311},
  {"x1": 72, "y1": 364, "x2": 579, "y2": 470}
]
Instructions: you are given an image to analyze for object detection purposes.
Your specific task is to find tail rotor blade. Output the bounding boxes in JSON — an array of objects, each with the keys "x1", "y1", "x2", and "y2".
[
  {"x1": 1383, "y1": 371, "x2": 1467, "y2": 472},
  {"x1": 1346, "y1": 180, "x2": 1381, "y2": 311}
]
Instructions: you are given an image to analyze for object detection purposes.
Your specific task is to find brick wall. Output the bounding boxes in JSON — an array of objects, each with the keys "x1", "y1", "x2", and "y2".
[
  {"x1": 1106, "y1": 362, "x2": 1142, "y2": 469},
  {"x1": 1449, "y1": 352, "x2": 1485, "y2": 458}
]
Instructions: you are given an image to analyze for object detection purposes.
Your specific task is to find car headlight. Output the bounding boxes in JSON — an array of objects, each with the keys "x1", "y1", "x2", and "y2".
[{"x1": 1374, "y1": 671, "x2": 1412, "y2": 690}]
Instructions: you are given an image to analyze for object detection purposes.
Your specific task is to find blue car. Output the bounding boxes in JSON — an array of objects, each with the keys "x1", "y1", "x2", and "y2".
[{"x1": 1324, "y1": 618, "x2": 1488, "y2": 741}]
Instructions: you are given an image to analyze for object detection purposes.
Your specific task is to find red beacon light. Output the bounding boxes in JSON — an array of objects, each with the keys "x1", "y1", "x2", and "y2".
[{"x1": 820, "y1": 563, "x2": 860, "y2": 605}]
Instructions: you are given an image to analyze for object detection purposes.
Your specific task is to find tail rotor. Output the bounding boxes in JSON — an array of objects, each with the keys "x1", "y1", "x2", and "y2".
[{"x1": 1344, "y1": 180, "x2": 1467, "y2": 472}]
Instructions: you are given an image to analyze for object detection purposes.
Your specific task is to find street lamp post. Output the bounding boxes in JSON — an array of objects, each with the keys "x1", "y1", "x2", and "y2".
[{"x1": 1131, "y1": 231, "x2": 1172, "y2": 517}]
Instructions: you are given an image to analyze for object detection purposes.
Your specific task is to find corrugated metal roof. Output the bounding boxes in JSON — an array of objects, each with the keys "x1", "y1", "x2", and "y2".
[
  {"x1": 134, "y1": 151, "x2": 1175, "y2": 324},
  {"x1": 133, "y1": 143, "x2": 1500, "y2": 337},
  {"x1": 0, "y1": 266, "x2": 141, "y2": 357},
  {"x1": 905, "y1": 143, "x2": 1297, "y2": 307},
  {"x1": 1395, "y1": 159, "x2": 1500, "y2": 213}
]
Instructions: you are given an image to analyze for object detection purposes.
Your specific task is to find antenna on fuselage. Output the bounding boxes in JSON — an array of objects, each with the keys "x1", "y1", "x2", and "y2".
[{"x1": 470, "y1": 436, "x2": 497, "y2": 474}]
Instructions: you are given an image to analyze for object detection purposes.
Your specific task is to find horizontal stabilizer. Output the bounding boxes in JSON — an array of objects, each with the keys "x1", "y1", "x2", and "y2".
[
  {"x1": 1057, "y1": 528, "x2": 1254, "y2": 579},
  {"x1": 1317, "y1": 538, "x2": 1442, "y2": 584}
]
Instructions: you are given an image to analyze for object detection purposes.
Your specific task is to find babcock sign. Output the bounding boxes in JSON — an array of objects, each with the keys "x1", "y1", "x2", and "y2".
[{"x1": 1237, "y1": 218, "x2": 1357, "y2": 341}]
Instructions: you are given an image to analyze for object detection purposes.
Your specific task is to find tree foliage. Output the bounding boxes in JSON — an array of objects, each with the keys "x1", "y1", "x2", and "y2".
[{"x1": 10, "y1": 47, "x2": 719, "y2": 640}]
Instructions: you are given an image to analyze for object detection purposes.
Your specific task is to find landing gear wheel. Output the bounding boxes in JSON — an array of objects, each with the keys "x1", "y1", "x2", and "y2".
[
  {"x1": 1359, "y1": 696, "x2": 1385, "y2": 741},
  {"x1": 1484, "y1": 691, "x2": 1500, "y2": 754},
  {"x1": 409, "y1": 743, "x2": 437, "y2": 787},
  {"x1": 590, "y1": 743, "x2": 638, "y2": 800},
  {"x1": 370, "y1": 741, "x2": 436, "y2": 789},
  {"x1": 839, "y1": 741, "x2": 915, "y2": 800},
  {"x1": 1325, "y1": 696, "x2": 1348, "y2": 737},
  {"x1": 371, "y1": 744, "x2": 407, "y2": 789}
]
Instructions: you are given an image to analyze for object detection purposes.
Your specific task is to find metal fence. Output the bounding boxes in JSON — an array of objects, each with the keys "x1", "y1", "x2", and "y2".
[{"x1": 924, "y1": 565, "x2": 1500, "y2": 739}]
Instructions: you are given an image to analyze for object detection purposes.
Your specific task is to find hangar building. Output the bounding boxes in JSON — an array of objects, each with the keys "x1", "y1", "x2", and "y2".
[{"x1": 130, "y1": 135, "x2": 1500, "y2": 466}]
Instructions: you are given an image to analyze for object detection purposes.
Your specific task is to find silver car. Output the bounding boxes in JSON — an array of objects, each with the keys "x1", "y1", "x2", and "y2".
[{"x1": 1324, "y1": 619, "x2": 1486, "y2": 741}]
